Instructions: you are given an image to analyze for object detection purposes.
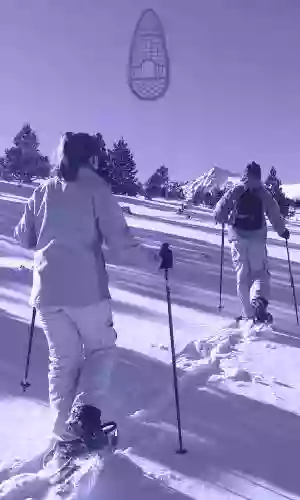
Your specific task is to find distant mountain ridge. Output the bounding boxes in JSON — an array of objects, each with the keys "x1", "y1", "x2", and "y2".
[{"x1": 183, "y1": 166, "x2": 240, "y2": 201}]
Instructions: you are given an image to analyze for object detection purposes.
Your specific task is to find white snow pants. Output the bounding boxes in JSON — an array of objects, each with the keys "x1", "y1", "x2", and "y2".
[
  {"x1": 39, "y1": 300, "x2": 117, "y2": 441},
  {"x1": 230, "y1": 238, "x2": 270, "y2": 318}
]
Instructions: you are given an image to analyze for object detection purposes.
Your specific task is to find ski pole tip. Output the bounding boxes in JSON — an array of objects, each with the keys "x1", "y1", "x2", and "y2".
[
  {"x1": 176, "y1": 448, "x2": 187, "y2": 455},
  {"x1": 20, "y1": 380, "x2": 31, "y2": 392}
]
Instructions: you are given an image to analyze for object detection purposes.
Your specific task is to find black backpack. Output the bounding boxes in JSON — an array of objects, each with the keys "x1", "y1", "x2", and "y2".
[{"x1": 234, "y1": 189, "x2": 264, "y2": 231}]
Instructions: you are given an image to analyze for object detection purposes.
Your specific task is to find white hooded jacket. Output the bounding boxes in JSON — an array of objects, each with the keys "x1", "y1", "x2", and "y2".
[{"x1": 14, "y1": 167, "x2": 157, "y2": 307}]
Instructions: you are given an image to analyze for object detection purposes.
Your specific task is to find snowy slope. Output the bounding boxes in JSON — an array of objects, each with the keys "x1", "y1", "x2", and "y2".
[
  {"x1": 1, "y1": 180, "x2": 300, "y2": 499},
  {"x1": 282, "y1": 183, "x2": 300, "y2": 201},
  {"x1": 183, "y1": 166, "x2": 240, "y2": 201}
]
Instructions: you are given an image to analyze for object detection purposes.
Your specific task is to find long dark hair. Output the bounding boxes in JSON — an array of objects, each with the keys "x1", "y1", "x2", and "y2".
[{"x1": 57, "y1": 132, "x2": 98, "y2": 182}]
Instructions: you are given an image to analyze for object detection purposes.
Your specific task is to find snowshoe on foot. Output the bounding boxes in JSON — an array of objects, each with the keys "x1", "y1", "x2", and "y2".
[
  {"x1": 66, "y1": 403, "x2": 118, "y2": 453},
  {"x1": 43, "y1": 438, "x2": 86, "y2": 469},
  {"x1": 235, "y1": 314, "x2": 254, "y2": 322},
  {"x1": 235, "y1": 314, "x2": 254, "y2": 326}
]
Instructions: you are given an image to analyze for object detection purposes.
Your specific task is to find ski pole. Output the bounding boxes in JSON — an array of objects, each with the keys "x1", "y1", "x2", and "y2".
[
  {"x1": 159, "y1": 243, "x2": 187, "y2": 454},
  {"x1": 285, "y1": 240, "x2": 299, "y2": 325},
  {"x1": 218, "y1": 223, "x2": 225, "y2": 311},
  {"x1": 21, "y1": 307, "x2": 37, "y2": 392}
]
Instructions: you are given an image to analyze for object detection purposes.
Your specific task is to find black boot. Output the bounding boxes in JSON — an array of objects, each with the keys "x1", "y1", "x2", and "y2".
[
  {"x1": 252, "y1": 297, "x2": 273, "y2": 324},
  {"x1": 66, "y1": 403, "x2": 118, "y2": 452}
]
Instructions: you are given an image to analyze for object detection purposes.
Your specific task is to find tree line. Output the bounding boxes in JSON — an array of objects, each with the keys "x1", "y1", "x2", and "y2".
[
  {"x1": 0, "y1": 124, "x2": 184, "y2": 200},
  {"x1": 0, "y1": 124, "x2": 294, "y2": 216}
]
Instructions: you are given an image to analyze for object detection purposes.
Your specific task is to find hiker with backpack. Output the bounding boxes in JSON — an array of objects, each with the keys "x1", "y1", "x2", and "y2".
[{"x1": 214, "y1": 162, "x2": 290, "y2": 323}]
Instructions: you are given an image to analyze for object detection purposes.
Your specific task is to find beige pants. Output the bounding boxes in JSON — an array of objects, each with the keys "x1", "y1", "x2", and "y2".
[
  {"x1": 39, "y1": 300, "x2": 117, "y2": 440},
  {"x1": 230, "y1": 238, "x2": 270, "y2": 318}
]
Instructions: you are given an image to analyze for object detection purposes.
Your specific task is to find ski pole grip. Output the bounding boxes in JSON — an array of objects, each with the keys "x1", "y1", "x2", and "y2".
[{"x1": 159, "y1": 243, "x2": 173, "y2": 270}]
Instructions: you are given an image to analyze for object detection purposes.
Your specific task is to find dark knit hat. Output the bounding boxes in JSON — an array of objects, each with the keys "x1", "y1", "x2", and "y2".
[
  {"x1": 244, "y1": 162, "x2": 261, "y2": 180},
  {"x1": 57, "y1": 132, "x2": 99, "y2": 182},
  {"x1": 63, "y1": 132, "x2": 98, "y2": 165}
]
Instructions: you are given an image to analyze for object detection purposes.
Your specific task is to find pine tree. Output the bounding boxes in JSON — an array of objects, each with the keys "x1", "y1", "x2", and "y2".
[
  {"x1": 0, "y1": 156, "x2": 5, "y2": 179},
  {"x1": 265, "y1": 166, "x2": 291, "y2": 218},
  {"x1": 94, "y1": 133, "x2": 114, "y2": 184},
  {"x1": 167, "y1": 181, "x2": 184, "y2": 200},
  {"x1": 109, "y1": 137, "x2": 140, "y2": 195},
  {"x1": 145, "y1": 165, "x2": 169, "y2": 198},
  {"x1": 2, "y1": 124, "x2": 50, "y2": 182}
]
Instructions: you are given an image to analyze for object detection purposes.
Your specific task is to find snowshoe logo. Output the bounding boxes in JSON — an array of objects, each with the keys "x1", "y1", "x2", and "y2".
[{"x1": 128, "y1": 9, "x2": 170, "y2": 101}]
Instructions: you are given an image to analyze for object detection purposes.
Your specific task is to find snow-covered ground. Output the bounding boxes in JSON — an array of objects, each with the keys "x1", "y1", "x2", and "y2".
[
  {"x1": 1, "y1": 180, "x2": 300, "y2": 499},
  {"x1": 282, "y1": 183, "x2": 300, "y2": 202}
]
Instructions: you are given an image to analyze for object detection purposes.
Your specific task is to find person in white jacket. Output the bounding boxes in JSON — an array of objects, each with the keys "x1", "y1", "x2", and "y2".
[{"x1": 14, "y1": 132, "x2": 160, "y2": 463}]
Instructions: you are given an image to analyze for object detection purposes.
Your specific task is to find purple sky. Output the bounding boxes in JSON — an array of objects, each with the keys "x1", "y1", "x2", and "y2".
[{"x1": 0, "y1": 0, "x2": 300, "y2": 183}]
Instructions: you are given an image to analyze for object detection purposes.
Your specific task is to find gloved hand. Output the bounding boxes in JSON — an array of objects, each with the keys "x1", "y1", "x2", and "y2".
[
  {"x1": 281, "y1": 228, "x2": 290, "y2": 240},
  {"x1": 159, "y1": 243, "x2": 173, "y2": 270}
]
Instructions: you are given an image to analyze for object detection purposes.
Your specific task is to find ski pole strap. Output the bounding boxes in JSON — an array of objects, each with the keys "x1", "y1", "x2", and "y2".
[
  {"x1": 101, "y1": 422, "x2": 117, "y2": 435},
  {"x1": 159, "y1": 243, "x2": 173, "y2": 270}
]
